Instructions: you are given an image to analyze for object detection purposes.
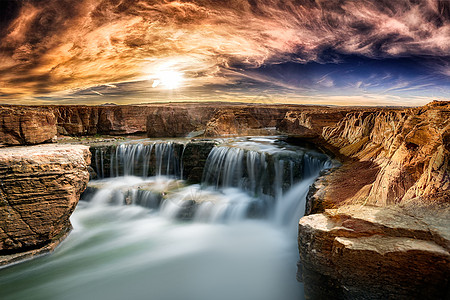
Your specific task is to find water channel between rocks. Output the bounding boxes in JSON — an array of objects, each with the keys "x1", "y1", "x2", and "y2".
[{"x1": 0, "y1": 136, "x2": 333, "y2": 300}]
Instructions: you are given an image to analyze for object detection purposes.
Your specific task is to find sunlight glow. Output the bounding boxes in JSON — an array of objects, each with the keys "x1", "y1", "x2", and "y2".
[{"x1": 154, "y1": 70, "x2": 184, "y2": 89}]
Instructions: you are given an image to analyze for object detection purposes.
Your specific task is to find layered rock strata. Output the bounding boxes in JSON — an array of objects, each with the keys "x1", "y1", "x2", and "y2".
[
  {"x1": 299, "y1": 101, "x2": 450, "y2": 299},
  {"x1": 0, "y1": 144, "x2": 90, "y2": 265},
  {"x1": 146, "y1": 106, "x2": 216, "y2": 137},
  {"x1": 319, "y1": 100, "x2": 450, "y2": 206},
  {"x1": 298, "y1": 205, "x2": 450, "y2": 300},
  {"x1": 204, "y1": 109, "x2": 266, "y2": 136},
  {"x1": 277, "y1": 108, "x2": 357, "y2": 138},
  {"x1": 1, "y1": 103, "x2": 359, "y2": 142},
  {"x1": 0, "y1": 106, "x2": 57, "y2": 146},
  {"x1": 51, "y1": 103, "x2": 293, "y2": 137}
]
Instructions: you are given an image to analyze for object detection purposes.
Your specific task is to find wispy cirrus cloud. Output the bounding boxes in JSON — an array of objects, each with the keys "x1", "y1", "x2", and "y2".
[{"x1": 0, "y1": 0, "x2": 448, "y2": 103}]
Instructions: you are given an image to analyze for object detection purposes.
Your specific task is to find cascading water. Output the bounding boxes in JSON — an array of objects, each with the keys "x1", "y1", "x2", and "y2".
[
  {"x1": 0, "y1": 137, "x2": 333, "y2": 300},
  {"x1": 198, "y1": 137, "x2": 332, "y2": 225},
  {"x1": 93, "y1": 141, "x2": 182, "y2": 178}
]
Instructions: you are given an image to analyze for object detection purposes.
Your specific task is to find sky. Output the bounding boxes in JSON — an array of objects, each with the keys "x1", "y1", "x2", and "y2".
[{"x1": 0, "y1": 0, "x2": 449, "y2": 106}]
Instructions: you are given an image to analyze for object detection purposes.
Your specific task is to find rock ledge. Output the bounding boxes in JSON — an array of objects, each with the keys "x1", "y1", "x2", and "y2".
[
  {"x1": 298, "y1": 205, "x2": 450, "y2": 300},
  {"x1": 0, "y1": 144, "x2": 91, "y2": 266}
]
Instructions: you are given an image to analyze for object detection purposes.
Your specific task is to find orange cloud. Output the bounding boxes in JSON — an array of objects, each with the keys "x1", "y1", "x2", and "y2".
[{"x1": 0, "y1": 0, "x2": 448, "y2": 102}]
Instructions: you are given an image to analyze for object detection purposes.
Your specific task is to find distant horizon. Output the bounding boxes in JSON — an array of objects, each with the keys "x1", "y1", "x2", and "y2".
[
  {"x1": 0, "y1": 98, "x2": 435, "y2": 108},
  {"x1": 0, "y1": 0, "x2": 449, "y2": 106}
]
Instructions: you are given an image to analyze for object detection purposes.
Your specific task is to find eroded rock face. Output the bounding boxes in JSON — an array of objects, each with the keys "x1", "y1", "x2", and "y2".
[
  {"x1": 0, "y1": 106, "x2": 57, "y2": 145},
  {"x1": 52, "y1": 106, "x2": 101, "y2": 136},
  {"x1": 0, "y1": 144, "x2": 90, "y2": 265},
  {"x1": 147, "y1": 106, "x2": 216, "y2": 137},
  {"x1": 299, "y1": 101, "x2": 450, "y2": 299},
  {"x1": 278, "y1": 109, "x2": 352, "y2": 138},
  {"x1": 204, "y1": 109, "x2": 267, "y2": 136},
  {"x1": 298, "y1": 205, "x2": 450, "y2": 300},
  {"x1": 320, "y1": 101, "x2": 450, "y2": 206}
]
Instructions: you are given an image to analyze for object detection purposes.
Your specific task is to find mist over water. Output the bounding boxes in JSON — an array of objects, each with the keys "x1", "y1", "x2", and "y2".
[{"x1": 0, "y1": 137, "x2": 332, "y2": 300}]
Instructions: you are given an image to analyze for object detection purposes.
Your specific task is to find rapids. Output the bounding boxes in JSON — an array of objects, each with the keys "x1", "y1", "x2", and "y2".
[{"x1": 0, "y1": 137, "x2": 332, "y2": 300}]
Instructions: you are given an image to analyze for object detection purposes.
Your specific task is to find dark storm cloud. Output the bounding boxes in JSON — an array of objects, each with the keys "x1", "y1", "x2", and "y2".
[{"x1": 0, "y1": 0, "x2": 448, "y2": 101}]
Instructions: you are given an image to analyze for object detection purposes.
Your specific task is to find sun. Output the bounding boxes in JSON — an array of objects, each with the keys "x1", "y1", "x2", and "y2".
[{"x1": 153, "y1": 70, "x2": 184, "y2": 89}]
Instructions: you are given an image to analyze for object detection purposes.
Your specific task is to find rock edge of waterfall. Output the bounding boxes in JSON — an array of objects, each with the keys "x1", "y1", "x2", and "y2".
[
  {"x1": 0, "y1": 144, "x2": 91, "y2": 266},
  {"x1": 298, "y1": 205, "x2": 450, "y2": 300}
]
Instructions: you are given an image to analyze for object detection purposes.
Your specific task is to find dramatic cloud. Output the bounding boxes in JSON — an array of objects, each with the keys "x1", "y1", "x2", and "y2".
[{"x1": 0, "y1": 0, "x2": 449, "y2": 104}]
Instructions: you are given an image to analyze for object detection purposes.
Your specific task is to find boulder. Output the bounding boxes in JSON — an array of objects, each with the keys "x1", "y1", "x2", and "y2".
[
  {"x1": 298, "y1": 205, "x2": 450, "y2": 300},
  {"x1": 0, "y1": 106, "x2": 57, "y2": 145},
  {"x1": 0, "y1": 144, "x2": 90, "y2": 265}
]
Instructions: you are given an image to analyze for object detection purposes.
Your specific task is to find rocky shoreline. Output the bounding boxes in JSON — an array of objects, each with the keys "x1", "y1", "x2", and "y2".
[{"x1": 0, "y1": 101, "x2": 448, "y2": 299}]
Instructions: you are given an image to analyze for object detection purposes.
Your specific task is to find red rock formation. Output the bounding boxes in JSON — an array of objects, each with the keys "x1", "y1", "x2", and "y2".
[
  {"x1": 51, "y1": 105, "x2": 154, "y2": 136},
  {"x1": 50, "y1": 103, "x2": 314, "y2": 137},
  {"x1": 277, "y1": 109, "x2": 353, "y2": 138},
  {"x1": 0, "y1": 106, "x2": 57, "y2": 145},
  {"x1": 203, "y1": 109, "x2": 267, "y2": 136},
  {"x1": 0, "y1": 144, "x2": 90, "y2": 265},
  {"x1": 299, "y1": 101, "x2": 450, "y2": 299},
  {"x1": 51, "y1": 106, "x2": 101, "y2": 135},
  {"x1": 146, "y1": 106, "x2": 216, "y2": 137},
  {"x1": 321, "y1": 101, "x2": 450, "y2": 206}
]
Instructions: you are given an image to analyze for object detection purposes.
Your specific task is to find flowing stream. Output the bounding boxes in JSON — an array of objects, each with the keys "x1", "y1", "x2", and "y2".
[{"x1": 0, "y1": 137, "x2": 332, "y2": 300}]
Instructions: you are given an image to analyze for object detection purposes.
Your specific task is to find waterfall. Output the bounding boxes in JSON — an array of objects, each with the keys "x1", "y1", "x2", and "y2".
[
  {"x1": 202, "y1": 143, "x2": 328, "y2": 191},
  {"x1": 202, "y1": 147, "x2": 245, "y2": 188},
  {"x1": 2, "y1": 137, "x2": 333, "y2": 300},
  {"x1": 89, "y1": 138, "x2": 332, "y2": 226},
  {"x1": 92, "y1": 142, "x2": 181, "y2": 179}
]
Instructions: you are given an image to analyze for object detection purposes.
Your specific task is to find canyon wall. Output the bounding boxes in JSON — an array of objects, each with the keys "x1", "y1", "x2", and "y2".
[
  {"x1": 3, "y1": 103, "x2": 348, "y2": 142},
  {"x1": 0, "y1": 106, "x2": 57, "y2": 146},
  {"x1": 0, "y1": 144, "x2": 90, "y2": 265},
  {"x1": 297, "y1": 100, "x2": 450, "y2": 299},
  {"x1": 320, "y1": 100, "x2": 450, "y2": 206},
  {"x1": 1, "y1": 103, "x2": 352, "y2": 143},
  {"x1": 277, "y1": 108, "x2": 357, "y2": 138}
]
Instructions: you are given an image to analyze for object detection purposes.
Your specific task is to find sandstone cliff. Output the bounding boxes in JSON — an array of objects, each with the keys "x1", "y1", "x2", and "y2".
[
  {"x1": 320, "y1": 101, "x2": 450, "y2": 206},
  {"x1": 51, "y1": 103, "x2": 290, "y2": 137},
  {"x1": 204, "y1": 109, "x2": 265, "y2": 136},
  {"x1": 146, "y1": 106, "x2": 216, "y2": 137},
  {"x1": 277, "y1": 108, "x2": 355, "y2": 138},
  {"x1": 1, "y1": 103, "x2": 348, "y2": 142},
  {"x1": 0, "y1": 106, "x2": 57, "y2": 146},
  {"x1": 52, "y1": 106, "x2": 101, "y2": 136},
  {"x1": 298, "y1": 101, "x2": 450, "y2": 299},
  {"x1": 0, "y1": 144, "x2": 90, "y2": 265}
]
